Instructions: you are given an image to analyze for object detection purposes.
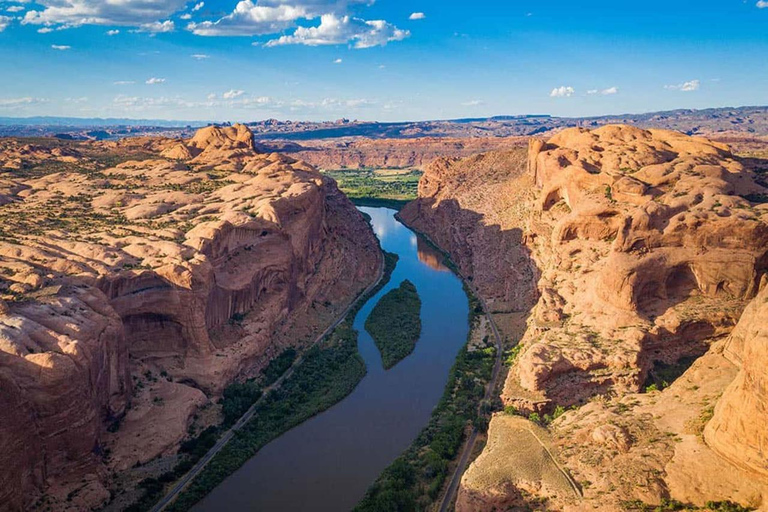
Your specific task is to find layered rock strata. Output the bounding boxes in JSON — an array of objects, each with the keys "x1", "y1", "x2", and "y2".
[{"x1": 0, "y1": 124, "x2": 380, "y2": 510}]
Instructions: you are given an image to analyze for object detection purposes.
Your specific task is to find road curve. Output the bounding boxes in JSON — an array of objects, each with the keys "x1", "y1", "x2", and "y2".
[{"x1": 150, "y1": 250, "x2": 385, "y2": 512}]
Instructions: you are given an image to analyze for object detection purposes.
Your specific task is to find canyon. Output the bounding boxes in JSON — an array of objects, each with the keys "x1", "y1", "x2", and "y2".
[
  {"x1": 1, "y1": 120, "x2": 768, "y2": 512},
  {"x1": 0, "y1": 125, "x2": 380, "y2": 511},
  {"x1": 402, "y1": 125, "x2": 768, "y2": 510}
]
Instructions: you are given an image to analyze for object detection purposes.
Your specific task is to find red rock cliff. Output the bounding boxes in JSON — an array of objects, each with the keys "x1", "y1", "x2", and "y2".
[{"x1": 0, "y1": 125, "x2": 380, "y2": 510}]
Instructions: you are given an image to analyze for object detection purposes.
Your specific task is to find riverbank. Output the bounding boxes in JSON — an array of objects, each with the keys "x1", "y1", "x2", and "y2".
[{"x1": 354, "y1": 280, "x2": 496, "y2": 511}]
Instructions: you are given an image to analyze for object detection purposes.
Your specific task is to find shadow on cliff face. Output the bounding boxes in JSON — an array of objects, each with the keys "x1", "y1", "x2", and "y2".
[{"x1": 399, "y1": 196, "x2": 540, "y2": 340}]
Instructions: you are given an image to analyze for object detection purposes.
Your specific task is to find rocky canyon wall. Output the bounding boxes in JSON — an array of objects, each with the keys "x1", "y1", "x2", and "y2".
[
  {"x1": 0, "y1": 125, "x2": 380, "y2": 510},
  {"x1": 401, "y1": 125, "x2": 768, "y2": 510}
]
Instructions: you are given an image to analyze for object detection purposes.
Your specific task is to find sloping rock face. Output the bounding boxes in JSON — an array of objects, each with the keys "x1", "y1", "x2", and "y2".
[
  {"x1": 399, "y1": 145, "x2": 539, "y2": 310},
  {"x1": 705, "y1": 283, "x2": 768, "y2": 477},
  {"x1": 0, "y1": 125, "x2": 379, "y2": 510},
  {"x1": 401, "y1": 125, "x2": 768, "y2": 509}
]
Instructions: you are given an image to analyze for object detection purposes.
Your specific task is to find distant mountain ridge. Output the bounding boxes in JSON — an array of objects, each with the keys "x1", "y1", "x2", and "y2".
[{"x1": 1, "y1": 105, "x2": 767, "y2": 140}]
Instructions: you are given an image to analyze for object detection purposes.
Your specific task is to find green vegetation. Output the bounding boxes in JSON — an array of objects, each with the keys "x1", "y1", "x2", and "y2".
[
  {"x1": 220, "y1": 380, "x2": 262, "y2": 426},
  {"x1": 622, "y1": 498, "x2": 753, "y2": 511},
  {"x1": 355, "y1": 295, "x2": 496, "y2": 511},
  {"x1": 365, "y1": 279, "x2": 422, "y2": 369},
  {"x1": 261, "y1": 347, "x2": 297, "y2": 386},
  {"x1": 324, "y1": 168, "x2": 422, "y2": 209},
  {"x1": 643, "y1": 356, "x2": 698, "y2": 392}
]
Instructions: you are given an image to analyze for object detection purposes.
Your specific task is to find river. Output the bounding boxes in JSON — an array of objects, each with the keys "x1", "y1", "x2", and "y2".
[{"x1": 192, "y1": 206, "x2": 470, "y2": 512}]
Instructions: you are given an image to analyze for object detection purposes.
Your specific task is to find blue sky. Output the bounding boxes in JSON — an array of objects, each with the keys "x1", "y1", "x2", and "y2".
[{"x1": 0, "y1": 0, "x2": 766, "y2": 122}]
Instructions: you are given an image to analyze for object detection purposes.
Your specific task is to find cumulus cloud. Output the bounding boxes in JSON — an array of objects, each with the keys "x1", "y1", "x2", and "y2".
[
  {"x1": 7, "y1": 6, "x2": 24, "y2": 13},
  {"x1": 137, "y1": 20, "x2": 174, "y2": 33},
  {"x1": 265, "y1": 14, "x2": 409, "y2": 48},
  {"x1": 192, "y1": 2, "x2": 205, "y2": 11},
  {"x1": 37, "y1": 27, "x2": 53, "y2": 33},
  {"x1": 587, "y1": 86, "x2": 618, "y2": 95},
  {"x1": 665, "y1": 79, "x2": 700, "y2": 92},
  {"x1": 22, "y1": 0, "x2": 187, "y2": 29},
  {"x1": 187, "y1": 0, "x2": 408, "y2": 48},
  {"x1": 550, "y1": 86, "x2": 575, "y2": 98},
  {"x1": 334, "y1": 58, "x2": 342, "y2": 63},
  {"x1": 145, "y1": 77, "x2": 166, "y2": 84},
  {"x1": 106, "y1": 29, "x2": 119, "y2": 35},
  {"x1": 188, "y1": 2, "x2": 311, "y2": 36},
  {"x1": 757, "y1": 1, "x2": 768, "y2": 8},
  {"x1": 191, "y1": 53, "x2": 209, "y2": 59},
  {"x1": 0, "y1": 15, "x2": 11, "y2": 31},
  {"x1": 51, "y1": 44, "x2": 71, "y2": 50},
  {"x1": 222, "y1": 89, "x2": 245, "y2": 99},
  {"x1": 409, "y1": 12, "x2": 425, "y2": 20}
]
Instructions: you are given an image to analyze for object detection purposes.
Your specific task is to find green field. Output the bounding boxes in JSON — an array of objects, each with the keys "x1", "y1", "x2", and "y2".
[
  {"x1": 365, "y1": 279, "x2": 422, "y2": 369},
  {"x1": 324, "y1": 168, "x2": 422, "y2": 209}
]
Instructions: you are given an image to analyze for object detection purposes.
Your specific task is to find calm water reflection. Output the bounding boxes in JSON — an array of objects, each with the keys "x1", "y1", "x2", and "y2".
[{"x1": 193, "y1": 207, "x2": 469, "y2": 512}]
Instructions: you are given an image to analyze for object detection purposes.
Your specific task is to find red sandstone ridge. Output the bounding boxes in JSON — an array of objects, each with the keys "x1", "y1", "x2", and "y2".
[
  {"x1": 401, "y1": 125, "x2": 768, "y2": 510},
  {"x1": 0, "y1": 124, "x2": 380, "y2": 511}
]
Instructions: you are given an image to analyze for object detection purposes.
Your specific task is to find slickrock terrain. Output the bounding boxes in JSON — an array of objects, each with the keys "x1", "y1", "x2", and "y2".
[
  {"x1": 0, "y1": 125, "x2": 380, "y2": 511},
  {"x1": 401, "y1": 125, "x2": 768, "y2": 510}
]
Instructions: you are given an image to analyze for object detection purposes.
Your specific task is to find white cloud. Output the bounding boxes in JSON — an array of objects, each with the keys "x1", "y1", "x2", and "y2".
[
  {"x1": 192, "y1": 2, "x2": 204, "y2": 12},
  {"x1": 334, "y1": 58, "x2": 342, "y2": 63},
  {"x1": 757, "y1": 1, "x2": 768, "y2": 8},
  {"x1": 0, "y1": 15, "x2": 12, "y2": 31},
  {"x1": 180, "y1": 13, "x2": 191, "y2": 20},
  {"x1": 7, "y1": 6, "x2": 24, "y2": 13},
  {"x1": 22, "y1": 0, "x2": 188, "y2": 29},
  {"x1": 114, "y1": 80, "x2": 135, "y2": 85},
  {"x1": 665, "y1": 79, "x2": 700, "y2": 92},
  {"x1": 461, "y1": 99, "x2": 484, "y2": 106},
  {"x1": 106, "y1": 29, "x2": 119, "y2": 35},
  {"x1": 145, "y1": 77, "x2": 166, "y2": 84},
  {"x1": 222, "y1": 89, "x2": 245, "y2": 99},
  {"x1": 51, "y1": 44, "x2": 71, "y2": 50},
  {"x1": 188, "y1": 2, "x2": 310, "y2": 36},
  {"x1": 191, "y1": 53, "x2": 210, "y2": 59},
  {"x1": 37, "y1": 27, "x2": 53, "y2": 33},
  {"x1": 186, "y1": 0, "x2": 408, "y2": 49},
  {"x1": 265, "y1": 14, "x2": 409, "y2": 49},
  {"x1": 137, "y1": 20, "x2": 174, "y2": 33},
  {"x1": 550, "y1": 86, "x2": 575, "y2": 98},
  {"x1": 409, "y1": 12, "x2": 425, "y2": 20},
  {"x1": 587, "y1": 86, "x2": 618, "y2": 95},
  {"x1": 0, "y1": 97, "x2": 49, "y2": 109},
  {"x1": 207, "y1": 93, "x2": 217, "y2": 100}
]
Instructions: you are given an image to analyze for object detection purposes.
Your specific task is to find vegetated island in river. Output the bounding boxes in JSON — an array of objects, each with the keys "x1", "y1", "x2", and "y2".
[{"x1": 365, "y1": 279, "x2": 422, "y2": 369}]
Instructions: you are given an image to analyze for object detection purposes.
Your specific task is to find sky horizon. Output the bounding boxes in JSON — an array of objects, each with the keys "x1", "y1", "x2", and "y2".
[{"x1": 1, "y1": 0, "x2": 767, "y2": 122}]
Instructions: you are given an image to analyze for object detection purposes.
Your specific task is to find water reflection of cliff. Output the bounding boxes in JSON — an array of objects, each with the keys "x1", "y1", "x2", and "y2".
[{"x1": 417, "y1": 237, "x2": 449, "y2": 272}]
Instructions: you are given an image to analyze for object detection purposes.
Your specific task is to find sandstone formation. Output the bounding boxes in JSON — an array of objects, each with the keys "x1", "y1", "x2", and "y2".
[
  {"x1": 260, "y1": 136, "x2": 527, "y2": 170},
  {"x1": 0, "y1": 124, "x2": 380, "y2": 511},
  {"x1": 401, "y1": 125, "x2": 768, "y2": 509}
]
